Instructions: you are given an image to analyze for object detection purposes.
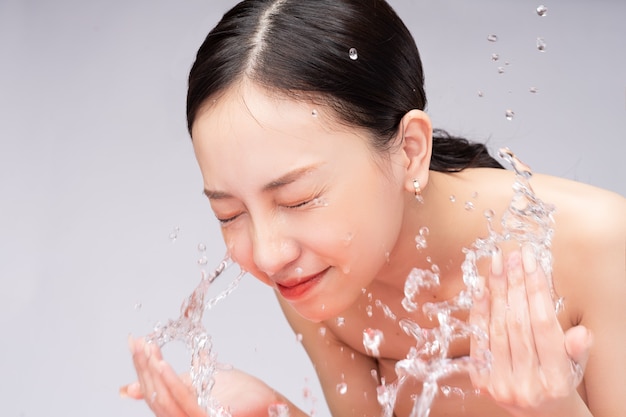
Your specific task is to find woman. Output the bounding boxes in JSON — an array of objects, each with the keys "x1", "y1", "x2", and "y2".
[{"x1": 121, "y1": 0, "x2": 626, "y2": 415}]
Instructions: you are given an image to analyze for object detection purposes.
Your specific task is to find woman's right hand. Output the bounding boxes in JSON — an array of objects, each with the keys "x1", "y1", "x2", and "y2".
[{"x1": 121, "y1": 337, "x2": 295, "y2": 417}]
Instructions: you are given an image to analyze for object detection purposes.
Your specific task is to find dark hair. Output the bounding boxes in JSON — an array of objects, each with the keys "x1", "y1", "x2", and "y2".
[{"x1": 187, "y1": 0, "x2": 503, "y2": 172}]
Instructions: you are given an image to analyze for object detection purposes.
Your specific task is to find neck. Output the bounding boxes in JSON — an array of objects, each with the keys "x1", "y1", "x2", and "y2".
[{"x1": 374, "y1": 170, "x2": 492, "y2": 292}]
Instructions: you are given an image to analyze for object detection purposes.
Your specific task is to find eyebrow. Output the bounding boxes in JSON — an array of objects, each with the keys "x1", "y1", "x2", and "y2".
[{"x1": 203, "y1": 165, "x2": 320, "y2": 200}]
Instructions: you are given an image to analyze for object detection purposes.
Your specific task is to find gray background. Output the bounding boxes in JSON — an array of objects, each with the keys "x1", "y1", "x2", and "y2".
[{"x1": 1, "y1": 1, "x2": 624, "y2": 416}]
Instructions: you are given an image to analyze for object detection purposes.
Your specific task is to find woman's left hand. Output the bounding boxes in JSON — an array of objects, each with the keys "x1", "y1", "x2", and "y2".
[{"x1": 469, "y1": 245, "x2": 594, "y2": 417}]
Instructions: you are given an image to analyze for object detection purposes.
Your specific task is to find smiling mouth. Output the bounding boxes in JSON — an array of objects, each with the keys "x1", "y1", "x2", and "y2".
[{"x1": 276, "y1": 268, "x2": 329, "y2": 300}]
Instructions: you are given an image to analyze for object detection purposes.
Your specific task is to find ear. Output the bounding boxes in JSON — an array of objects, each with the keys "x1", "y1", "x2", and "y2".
[{"x1": 397, "y1": 109, "x2": 433, "y2": 193}]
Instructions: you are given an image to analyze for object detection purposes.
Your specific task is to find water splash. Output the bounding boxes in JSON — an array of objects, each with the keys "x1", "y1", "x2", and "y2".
[
  {"x1": 536, "y1": 37, "x2": 547, "y2": 52},
  {"x1": 536, "y1": 5, "x2": 548, "y2": 17},
  {"x1": 377, "y1": 148, "x2": 568, "y2": 417},
  {"x1": 144, "y1": 255, "x2": 245, "y2": 416}
]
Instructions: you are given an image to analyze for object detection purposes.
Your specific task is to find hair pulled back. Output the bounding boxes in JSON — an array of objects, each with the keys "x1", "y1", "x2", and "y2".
[{"x1": 187, "y1": 0, "x2": 503, "y2": 172}]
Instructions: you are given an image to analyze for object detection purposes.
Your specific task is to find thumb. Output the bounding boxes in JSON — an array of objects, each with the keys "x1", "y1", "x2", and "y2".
[{"x1": 564, "y1": 325, "x2": 593, "y2": 372}]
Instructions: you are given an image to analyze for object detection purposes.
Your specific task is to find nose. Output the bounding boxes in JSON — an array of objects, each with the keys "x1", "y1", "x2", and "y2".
[{"x1": 250, "y1": 217, "x2": 299, "y2": 277}]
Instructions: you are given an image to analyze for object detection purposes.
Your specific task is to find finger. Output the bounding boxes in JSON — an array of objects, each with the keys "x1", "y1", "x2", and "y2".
[
  {"x1": 523, "y1": 245, "x2": 572, "y2": 381},
  {"x1": 487, "y1": 248, "x2": 513, "y2": 387},
  {"x1": 469, "y1": 275, "x2": 490, "y2": 387},
  {"x1": 120, "y1": 381, "x2": 144, "y2": 400},
  {"x1": 159, "y1": 359, "x2": 207, "y2": 417},
  {"x1": 146, "y1": 353, "x2": 188, "y2": 416},
  {"x1": 564, "y1": 325, "x2": 592, "y2": 369},
  {"x1": 130, "y1": 336, "x2": 157, "y2": 402},
  {"x1": 505, "y1": 250, "x2": 539, "y2": 377},
  {"x1": 564, "y1": 325, "x2": 593, "y2": 385}
]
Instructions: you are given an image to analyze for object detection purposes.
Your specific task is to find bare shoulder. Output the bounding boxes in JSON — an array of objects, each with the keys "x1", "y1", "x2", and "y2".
[{"x1": 530, "y1": 173, "x2": 625, "y2": 247}]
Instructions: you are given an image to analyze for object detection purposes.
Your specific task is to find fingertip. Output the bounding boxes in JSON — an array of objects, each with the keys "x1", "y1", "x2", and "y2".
[
  {"x1": 491, "y1": 247, "x2": 504, "y2": 276},
  {"x1": 120, "y1": 381, "x2": 143, "y2": 400},
  {"x1": 521, "y1": 244, "x2": 537, "y2": 274}
]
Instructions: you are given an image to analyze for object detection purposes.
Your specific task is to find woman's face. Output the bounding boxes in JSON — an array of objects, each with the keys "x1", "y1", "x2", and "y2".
[{"x1": 192, "y1": 82, "x2": 408, "y2": 321}]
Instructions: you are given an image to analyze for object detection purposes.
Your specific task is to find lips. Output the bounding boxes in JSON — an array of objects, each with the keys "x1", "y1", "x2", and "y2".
[{"x1": 276, "y1": 268, "x2": 328, "y2": 300}]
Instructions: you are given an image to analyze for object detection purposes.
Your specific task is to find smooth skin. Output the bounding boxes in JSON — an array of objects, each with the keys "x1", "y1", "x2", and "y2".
[{"x1": 122, "y1": 80, "x2": 626, "y2": 416}]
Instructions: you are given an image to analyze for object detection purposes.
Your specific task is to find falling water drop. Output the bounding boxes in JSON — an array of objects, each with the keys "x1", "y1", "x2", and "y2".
[
  {"x1": 268, "y1": 403, "x2": 290, "y2": 417},
  {"x1": 415, "y1": 227, "x2": 430, "y2": 250},
  {"x1": 349, "y1": 47, "x2": 358, "y2": 60},
  {"x1": 505, "y1": 109, "x2": 515, "y2": 120},
  {"x1": 536, "y1": 5, "x2": 548, "y2": 16},
  {"x1": 536, "y1": 37, "x2": 547, "y2": 52},
  {"x1": 169, "y1": 227, "x2": 180, "y2": 242},
  {"x1": 487, "y1": 34, "x2": 498, "y2": 42},
  {"x1": 363, "y1": 328, "x2": 384, "y2": 356},
  {"x1": 483, "y1": 209, "x2": 495, "y2": 221}
]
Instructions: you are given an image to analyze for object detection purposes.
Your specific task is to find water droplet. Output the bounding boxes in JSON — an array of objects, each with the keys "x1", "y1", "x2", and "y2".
[
  {"x1": 336, "y1": 382, "x2": 348, "y2": 395},
  {"x1": 371, "y1": 369, "x2": 379, "y2": 381},
  {"x1": 431, "y1": 264, "x2": 440, "y2": 274},
  {"x1": 311, "y1": 197, "x2": 329, "y2": 207},
  {"x1": 449, "y1": 195, "x2": 456, "y2": 203},
  {"x1": 336, "y1": 317, "x2": 345, "y2": 327},
  {"x1": 487, "y1": 34, "x2": 498, "y2": 42},
  {"x1": 483, "y1": 209, "x2": 495, "y2": 220},
  {"x1": 321, "y1": 303, "x2": 326, "y2": 311},
  {"x1": 497, "y1": 66, "x2": 505, "y2": 74},
  {"x1": 366, "y1": 305, "x2": 373, "y2": 317},
  {"x1": 471, "y1": 191, "x2": 479, "y2": 199},
  {"x1": 296, "y1": 333, "x2": 303, "y2": 342},
  {"x1": 477, "y1": 90, "x2": 484, "y2": 98},
  {"x1": 295, "y1": 267, "x2": 303, "y2": 276},
  {"x1": 385, "y1": 251, "x2": 391, "y2": 263},
  {"x1": 464, "y1": 201, "x2": 475, "y2": 211},
  {"x1": 342, "y1": 232, "x2": 354, "y2": 246},
  {"x1": 318, "y1": 327, "x2": 327, "y2": 337},
  {"x1": 134, "y1": 302, "x2": 142, "y2": 311},
  {"x1": 491, "y1": 53, "x2": 499, "y2": 61},
  {"x1": 536, "y1": 5, "x2": 548, "y2": 16},
  {"x1": 311, "y1": 109, "x2": 318, "y2": 117},
  {"x1": 536, "y1": 37, "x2": 547, "y2": 52},
  {"x1": 415, "y1": 226, "x2": 429, "y2": 250},
  {"x1": 268, "y1": 403, "x2": 291, "y2": 417},
  {"x1": 197, "y1": 256, "x2": 208, "y2": 265},
  {"x1": 197, "y1": 243, "x2": 206, "y2": 252},
  {"x1": 505, "y1": 109, "x2": 515, "y2": 120},
  {"x1": 169, "y1": 227, "x2": 180, "y2": 242},
  {"x1": 362, "y1": 328, "x2": 384, "y2": 356},
  {"x1": 529, "y1": 86, "x2": 538, "y2": 93},
  {"x1": 349, "y1": 47, "x2": 358, "y2": 60}
]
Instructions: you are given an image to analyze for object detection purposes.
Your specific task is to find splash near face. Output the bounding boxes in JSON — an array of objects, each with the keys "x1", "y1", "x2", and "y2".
[
  {"x1": 376, "y1": 148, "x2": 570, "y2": 417},
  {"x1": 143, "y1": 255, "x2": 244, "y2": 416}
]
